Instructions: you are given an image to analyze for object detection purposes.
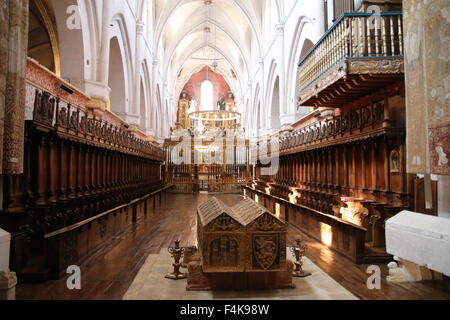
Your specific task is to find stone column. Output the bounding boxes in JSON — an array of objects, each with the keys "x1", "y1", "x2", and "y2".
[
  {"x1": 151, "y1": 59, "x2": 159, "y2": 134},
  {"x1": 1, "y1": 0, "x2": 29, "y2": 175},
  {"x1": 276, "y1": 22, "x2": 291, "y2": 126},
  {"x1": 258, "y1": 58, "x2": 265, "y2": 135},
  {"x1": 0, "y1": 1, "x2": 7, "y2": 172}
]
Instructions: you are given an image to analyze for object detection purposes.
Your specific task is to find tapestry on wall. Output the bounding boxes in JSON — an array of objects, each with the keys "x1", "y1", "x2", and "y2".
[{"x1": 404, "y1": 0, "x2": 450, "y2": 175}]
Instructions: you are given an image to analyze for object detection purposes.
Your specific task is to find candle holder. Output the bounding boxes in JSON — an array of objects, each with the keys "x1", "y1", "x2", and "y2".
[
  {"x1": 290, "y1": 239, "x2": 311, "y2": 278},
  {"x1": 165, "y1": 240, "x2": 187, "y2": 280}
]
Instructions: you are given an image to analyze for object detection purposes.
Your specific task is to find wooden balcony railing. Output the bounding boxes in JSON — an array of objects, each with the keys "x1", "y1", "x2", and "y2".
[{"x1": 297, "y1": 12, "x2": 403, "y2": 95}]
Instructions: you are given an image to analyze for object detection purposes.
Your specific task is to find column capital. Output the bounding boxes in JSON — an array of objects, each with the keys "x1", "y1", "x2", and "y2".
[
  {"x1": 136, "y1": 22, "x2": 145, "y2": 35},
  {"x1": 152, "y1": 59, "x2": 159, "y2": 67},
  {"x1": 276, "y1": 23, "x2": 285, "y2": 34}
]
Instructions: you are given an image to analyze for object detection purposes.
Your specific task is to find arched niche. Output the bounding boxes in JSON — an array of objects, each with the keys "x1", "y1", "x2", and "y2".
[
  {"x1": 108, "y1": 37, "x2": 126, "y2": 115},
  {"x1": 252, "y1": 83, "x2": 261, "y2": 136},
  {"x1": 257, "y1": 101, "x2": 262, "y2": 137},
  {"x1": 270, "y1": 76, "x2": 280, "y2": 130},
  {"x1": 296, "y1": 39, "x2": 315, "y2": 114},
  {"x1": 300, "y1": 39, "x2": 314, "y2": 60},
  {"x1": 51, "y1": 0, "x2": 88, "y2": 86},
  {"x1": 28, "y1": 0, "x2": 60, "y2": 74}
]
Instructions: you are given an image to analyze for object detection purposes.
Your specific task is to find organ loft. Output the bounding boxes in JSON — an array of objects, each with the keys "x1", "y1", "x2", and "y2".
[{"x1": 0, "y1": 0, "x2": 449, "y2": 303}]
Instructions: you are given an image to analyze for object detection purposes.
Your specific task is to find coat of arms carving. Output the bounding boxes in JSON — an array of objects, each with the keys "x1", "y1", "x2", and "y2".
[{"x1": 253, "y1": 235, "x2": 279, "y2": 270}]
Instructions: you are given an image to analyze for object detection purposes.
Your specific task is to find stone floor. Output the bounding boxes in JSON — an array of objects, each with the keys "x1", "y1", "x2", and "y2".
[{"x1": 123, "y1": 249, "x2": 358, "y2": 300}]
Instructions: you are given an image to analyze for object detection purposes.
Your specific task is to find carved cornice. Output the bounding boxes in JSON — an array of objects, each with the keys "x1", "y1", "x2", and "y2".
[
  {"x1": 348, "y1": 58, "x2": 405, "y2": 75},
  {"x1": 298, "y1": 63, "x2": 347, "y2": 107}
]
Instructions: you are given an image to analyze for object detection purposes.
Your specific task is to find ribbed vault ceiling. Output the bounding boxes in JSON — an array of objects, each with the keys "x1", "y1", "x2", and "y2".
[{"x1": 154, "y1": 0, "x2": 263, "y2": 104}]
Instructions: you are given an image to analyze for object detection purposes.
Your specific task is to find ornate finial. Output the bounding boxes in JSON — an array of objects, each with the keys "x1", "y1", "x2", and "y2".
[
  {"x1": 289, "y1": 239, "x2": 311, "y2": 278},
  {"x1": 165, "y1": 240, "x2": 187, "y2": 280}
]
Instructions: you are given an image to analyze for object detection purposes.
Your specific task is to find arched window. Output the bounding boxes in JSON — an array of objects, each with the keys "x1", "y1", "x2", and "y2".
[{"x1": 201, "y1": 80, "x2": 214, "y2": 111}]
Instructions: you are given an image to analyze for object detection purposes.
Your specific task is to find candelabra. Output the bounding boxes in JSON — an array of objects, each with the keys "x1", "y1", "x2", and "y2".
[
  {"x1": 290, "y1": 239, "x2": 311, "y2": 278},
  {"x1": 165, "y1": 240, "x2": 187, "y2": 280}
]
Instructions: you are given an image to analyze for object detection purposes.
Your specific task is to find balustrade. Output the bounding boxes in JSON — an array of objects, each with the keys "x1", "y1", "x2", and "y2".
[{"x1": 298, "y1": 12, "x2": 403, "y2": 95}]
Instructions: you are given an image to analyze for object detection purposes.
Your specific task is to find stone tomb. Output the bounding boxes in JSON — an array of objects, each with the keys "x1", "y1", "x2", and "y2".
[
  {"x1": 187, "y1": 198, "x2": 294, "y2": 291},
  {"x1": 386, "y1": 210, "x2": 450, "y2": 281}
]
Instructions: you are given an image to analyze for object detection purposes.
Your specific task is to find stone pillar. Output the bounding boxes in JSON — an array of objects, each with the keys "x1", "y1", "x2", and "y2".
[
  {"x1": 98, "y1": 0, "x2": 111, "y2": 87},
  {"x1": 0, "y1": 0, "x2": 7, "y2": 173},
  {"x1": 245, "y1": 81, "x2": 252, "y2": 134},
  {"x1": 276, "y1": 22, "x2": 289, "y2": 126},
  {"x1": 2, "y1": 0, "x2": 29, "y2": 175},
  {"x1": 84, "y1": 0, "x2": 111, "y2": 111},
  {"x1": 0, "y1": 229, "x2": 17, "y2": 300},
  {"x1": 151, "y1": 59, "x2": 159, "y2": 134},
  {"x1": 133, "y1": 21, "x2": 144, "y2": 117},
  {"x1": 258, "y1": 58, "x2": 265, "y2": 135}
]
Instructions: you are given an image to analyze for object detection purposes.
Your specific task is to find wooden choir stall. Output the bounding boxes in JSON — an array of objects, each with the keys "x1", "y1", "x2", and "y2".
[
  {"x1": 0, "y1": 59, "x2": 170, "y2": 281},
  {"x1": 245, "y1": 11, "x2": 421, "y2": 263}
]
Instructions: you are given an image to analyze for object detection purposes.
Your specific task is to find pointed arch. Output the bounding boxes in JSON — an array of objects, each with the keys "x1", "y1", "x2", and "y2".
[
  {"x1": 270, "y1": 76, "x2": 280, "y2": 130},
  {"x1": 108, "y1": 37, "x2": 126, "y2": 115}
]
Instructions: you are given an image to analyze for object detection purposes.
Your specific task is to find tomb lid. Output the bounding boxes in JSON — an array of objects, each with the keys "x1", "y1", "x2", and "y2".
[
  {"x1": 197, "y1": 197, "x2": 245, "y2": 227},
  {"x1": 232, "y1": 198, "x2": 285, "y2": 226},
  {"x1": 0, "y1": 229, "x2": 10, "y2": 245}
]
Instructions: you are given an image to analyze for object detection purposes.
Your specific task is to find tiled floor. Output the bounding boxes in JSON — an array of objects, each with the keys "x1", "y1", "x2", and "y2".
[{"x1": 122, "y1": 249, "x2": 358, "y2": 300}]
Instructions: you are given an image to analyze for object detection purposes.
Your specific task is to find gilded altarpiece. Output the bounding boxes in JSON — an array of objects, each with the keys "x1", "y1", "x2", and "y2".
[{"x1": 176, "y1": 93, "x2": 190, "y2": 129}]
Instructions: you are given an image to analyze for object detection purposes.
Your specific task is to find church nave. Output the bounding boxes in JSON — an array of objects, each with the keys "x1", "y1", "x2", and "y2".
[{"x1": 0, "y1": 0, "x2": 449, "y2": 306}]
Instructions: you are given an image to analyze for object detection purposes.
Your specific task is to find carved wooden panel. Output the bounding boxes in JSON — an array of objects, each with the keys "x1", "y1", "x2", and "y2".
[{"x1": 197, "y1": 197, "x2": 287, "y2": 273}]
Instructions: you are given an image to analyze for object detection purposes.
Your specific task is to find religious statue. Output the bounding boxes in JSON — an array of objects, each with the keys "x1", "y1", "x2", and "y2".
[
  {"x1": 189, "y1": 97, "x2": 198, "y2": 112},
  {"x1": 225, "y1": 92, "x2": 235, "y2": 112},
  {"x1": 217, "y1": 96, "x2": 225, "y2": 111},
  {"x1": 177, "y1": 92, "x2": 190, "y2": 129}
]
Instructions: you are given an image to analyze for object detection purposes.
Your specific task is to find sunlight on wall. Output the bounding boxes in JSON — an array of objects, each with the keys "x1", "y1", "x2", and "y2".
[
  {"x1": 340, "y1": 200, "x2": 367, "y2": 226},
  {"x1": 320, "y1": 222, "x2": 333, "y2": 247},
  {"x1": 275, "y1": 203, "x2": 281, "y2": 219},
  {"x1": 288, "y1": 188, "x2": 301, "y2": 204},
  {"x1": 255, "y1": 194, "x2": 259, "y2": 203}
]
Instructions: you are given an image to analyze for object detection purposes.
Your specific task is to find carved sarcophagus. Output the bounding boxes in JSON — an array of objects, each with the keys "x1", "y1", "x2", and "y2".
[
  {"x1": 197, "y1": 197, "x2": 246, "y2": 272},
  {"x1": 197, "y1": 197, "x2": 287, "y2": 273},
  {"x1": 233, "y1": 199, "x2": 287, "y2": 272}
]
